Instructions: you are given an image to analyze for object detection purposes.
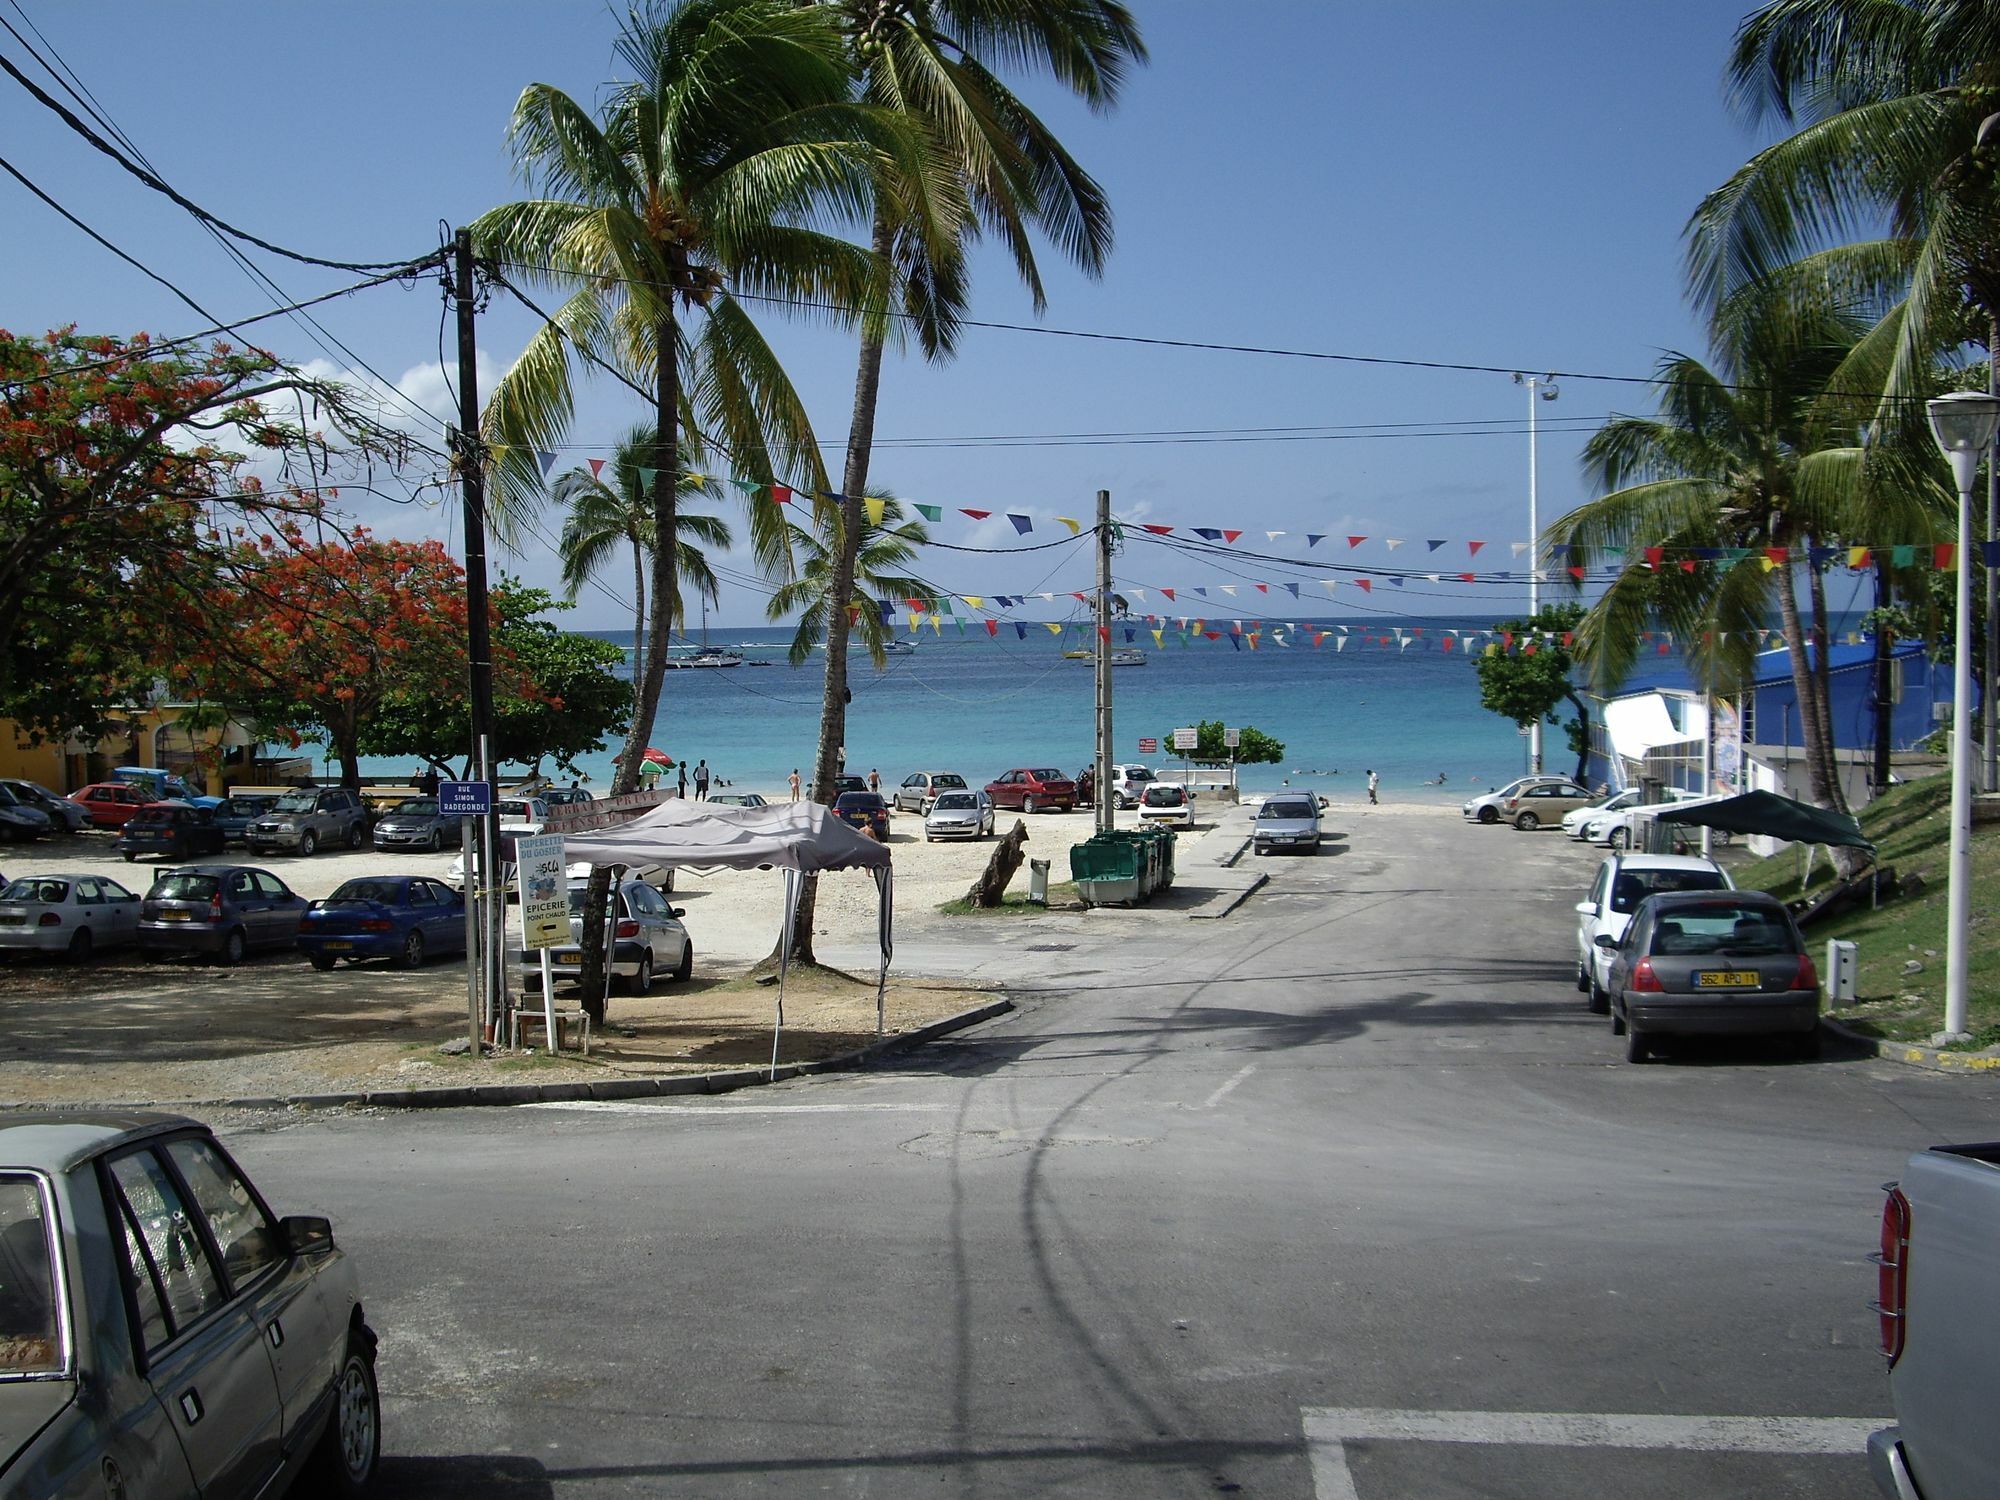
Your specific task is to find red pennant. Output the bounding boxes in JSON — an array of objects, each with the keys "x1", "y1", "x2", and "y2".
[
  {"x1": 905, "y1": 596, "x2": 926, "y2": 612},
  {"x1": 1501, "y1": 630, "x2": 1515, "y2": 649},
  {"x1": 960, "y1": 508, "x2": 991, "y2": 520},
  {"x1": 1765, "y1": 547, "x2": 1787, "y2": 565},
  {"x1": 1255, "y1": 583, "x2": 1269, "y2": 594},
  {"x1": 587, "y1": 458, "x2": 605, "y2": 479},
  {"x1": 1525, "y1": 643, "x2": 1539, "y2": 656},
  {"x1": 1143, "y1": 523, "x2": 1174, "y2": 535},
  {"x1": 1467, "y1": 540, "x2": 1485, "y2": 556},
  {"x1": 985, "y1": 619, "x2": 997, "y2": 636},
  {"x1": 1160, "y1": 588, "x2": 1175, "y2": 601},
  {"x1": 847, "y1": 605, "x2": 862, "y2": 625},
  {"x1": 1680, "y1": 559, "x2": 1697, "y2": 573},
  {"x1": 1644, "y1": 546, "x2": 1664, "y2": 568},
  {"x1": 1657, "y1": 641, "x2": 1670, "y2": 654},
  {"x1": 771, "y1": 485, "x2": 793, "y2": 505},
  {"x1": 1355, "y1": 578, "x2": 1372, "y2": 592},
  {"x1": 1348, "y1": 535, "x2": 1367, "y2": 549},
  {"x1": 1204, "y1": 631, "x2": 1220, "y2": 640},
  {"x1": 1457, "y1": 572, "x2": 1476, "y2": 582},
  {"x1": 1441, "y1": 636, "x2": 1455, "y2": 652},
  {"x1": 1937, "y1": 543, "x2": 1957, "y2": 568},
  {"x1": 1222, "y1": 529, "x2": 1242, "y2": 544},
  {"x1": 1561, "y1": 632, "x2": 1573, "y2": 647},
  {"x1": 1568, "y1": 565, "x2": 1585, "y2": 580},
  {"x1": 1097, "y1": 625, "x2": 1109, "y2": 641}
]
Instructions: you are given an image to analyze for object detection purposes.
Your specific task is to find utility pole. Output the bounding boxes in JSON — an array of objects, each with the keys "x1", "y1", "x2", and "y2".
[
  {"x1": 1988, "y1": 337, "x2": 1998, "y2": 793},
  {"x1": 1095, "y1": 488, "x2": 1113, "y2": 834},
  {"x1": 1515, "y1": 373, "x2": 1557, "y2": 774},
  {"x1": 450, "y1": 227, "x2": 499, "y2": 1045}
]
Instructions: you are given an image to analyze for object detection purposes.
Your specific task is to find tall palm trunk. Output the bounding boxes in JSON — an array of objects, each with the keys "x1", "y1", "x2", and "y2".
[
  {"x1": 782, "y1": 216, "x2": 893, "y2": 965},
  {"x1": 1805, "y1": 549, "x2": 1843, "y2": 811},
  {"x1": 1774, "y1": 560, "x2": 1841, "y2": 808},
  {"x1": 630, "y1": 537, "x2": 648, "y2": 702}
]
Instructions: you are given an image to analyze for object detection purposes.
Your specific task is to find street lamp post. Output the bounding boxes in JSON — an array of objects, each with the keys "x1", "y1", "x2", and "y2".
[
  {"x1": 1515, "y1": 372, "x2": 1558, "y2": 773},
  {"x1": 1925, "y1": 390, "x2": 2000, "y2": 1041}
]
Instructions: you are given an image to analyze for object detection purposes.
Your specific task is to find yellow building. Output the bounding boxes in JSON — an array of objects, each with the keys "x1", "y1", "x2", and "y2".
[{"x1": 0, "y1": 707, "x2": 272, "y2": 796}]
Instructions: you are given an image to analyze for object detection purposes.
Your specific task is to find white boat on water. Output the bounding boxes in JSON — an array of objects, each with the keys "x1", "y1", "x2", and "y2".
[
  {"x1": 1068, "y1": 647, "x2": 1148, "y2": 666},
  {"x1": 667, "y1": 604, "x2": 744, "y2": 667}
]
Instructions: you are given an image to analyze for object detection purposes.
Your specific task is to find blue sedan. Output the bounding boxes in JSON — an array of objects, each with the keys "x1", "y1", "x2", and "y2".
[{"x1": 297, "y1": 875, "x2": 466, "y2": 970}]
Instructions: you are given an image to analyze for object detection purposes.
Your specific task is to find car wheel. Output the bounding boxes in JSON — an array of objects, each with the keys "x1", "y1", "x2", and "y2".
[
  {"x1": 627, "y1": 951, "x2": 654, "y2": 995},
  {"x1": 1476, "y1": 806, "x2": 1498, "y2": 824},
  {"x1": 673, "y1": 942, "x2": 692, "y2": 982},
  {"x1": 66, "y1": 928, "x2": 92, "y2": 963},
  {"x1": 122, "y1": 851, "x2": 135, "y2": 862},
  {"x1": 310, "y1": 1338, "x2": 380, "y2": 1497},
  {"x1": 1024, "y1": 795, "x2": 1042, "y2": 814},
  {"x1": 299, "y1": 829, "x2": 318, "y2": 857},
  {"x1": 1609, "y1": 1002, "x2": 1626, "y2": 1036},
  {"x1": 400, "y1": 930, "x2": 425, "y2": 969},
  {"x1": 1608, "y1": 827, "x2": 1631, "y2": 850},
  {"x1": 428, "y1": 829, "x2": 443, "y2": 853},
  {"x1": 1514, "y1": 811, "x2": 1540, "y2": 831},
  {"x1": 1574, "y1": 962, "x2": 1590, "y2": 994},
  {"x1": 1588, "y1": 980, "x2": 1610, "y2": 1017},
  {"x1": 218, "y1": 927, "x2": 247, "y2": 966},
  {"x1": 347, "y1": 822, "x2": 364, "y2": 849},
  {"x1": 309, "y1": 955, "x2": 337, "y2": 972},
  {"x1": 1624, "y1": 1027, "x2": 1650, "y2": 1064}
]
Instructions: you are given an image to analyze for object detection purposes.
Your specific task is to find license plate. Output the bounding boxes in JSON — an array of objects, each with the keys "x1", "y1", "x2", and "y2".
[
  {"x1": 0, "y1": 915, "x2": 20, "y2": 926},
  {"x1": 557, "y1": 953, "x2": 582, "y2": 966},
  {"x1": 157, "y1": 910, "x2": 191, "y2": 922},
  {"x1": 322, "y1": 941, "x2": 353, "y2": 951},
  {"x1": 1696, "y1": 970, "x2": 1760, "y2": 988}
]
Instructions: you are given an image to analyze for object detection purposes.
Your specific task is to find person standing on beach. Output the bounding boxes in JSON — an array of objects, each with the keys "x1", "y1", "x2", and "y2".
[
  {"x1": 867, "y1": 768, "x2": 881, "y2": 793},
  {"x1": 1366, "y1": 769, "x2": 1380, "y2": 804},
  {"x1": 789, "y1": 768, "x2": 801, "y2": 802},
  {"x1": 676, "y1": 761, "x2": 687, "y2": 798},
  {"x1": 694, "y1": 759, "x2": 710, "y2": 800}
]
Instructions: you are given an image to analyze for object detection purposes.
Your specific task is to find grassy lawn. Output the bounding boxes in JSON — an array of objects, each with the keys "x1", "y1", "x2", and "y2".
[
  {"x1": 937, "y1": 881, "x2": 1080, "y2": 916},
  {"x1": 1731, "y1": 776, "x2": 2000, "y2": 1048}
]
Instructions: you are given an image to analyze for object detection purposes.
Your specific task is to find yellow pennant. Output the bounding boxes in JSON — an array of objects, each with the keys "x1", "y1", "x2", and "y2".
[
  {"x1": 864, "y1": 497, "x2": 886, "y2": 527},
  {"x1": 963, "y1": 595, "x2": 983, "y2": 608},
  {"x1": 907, "y1": 611, "x2": 921, "y2": 632},
  {"x1": 1044, "y1": 622, "x2": 1063, "y2": 635},
  {"x1": 1152, "y1": 629, "x2": 1164, "y2": 648},
  {"x1": 930, "y1": 613, "x2": 943, "y2": 634},
  {"x1": 1056, "y1": 516, "x2": 1081, "y2": 535},
  {"x1": 1848, "y1": 546, "x2": 1870, "y2": 569}
]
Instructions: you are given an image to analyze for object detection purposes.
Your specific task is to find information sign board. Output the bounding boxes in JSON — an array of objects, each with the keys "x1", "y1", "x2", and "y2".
[
  {"x1": 438, "y1": 780, "x2": 491, "y2": 818},
  {"x1": 1224, "y1": 727, "x2": 1241, "y2": 749},
  {"x1": 1172, "y1": 727, "x2": 1198, "y2": 751},
  {"x1": 1137, "y1": 737, "x2": 1158, "y2": 754},
  {"x1": 514, "y1": 834, "x2": 570, "y2": 950}
]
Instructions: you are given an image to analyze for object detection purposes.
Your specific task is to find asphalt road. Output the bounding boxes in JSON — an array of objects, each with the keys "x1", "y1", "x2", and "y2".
[{"x1": 220, "y1": 807, "x2": 2000, "y2": 1498}]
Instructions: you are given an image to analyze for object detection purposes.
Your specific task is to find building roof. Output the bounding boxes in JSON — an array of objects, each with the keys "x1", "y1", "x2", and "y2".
[{"x1": 1598, "y1": 640, "x2": 1924, "y2": 701}]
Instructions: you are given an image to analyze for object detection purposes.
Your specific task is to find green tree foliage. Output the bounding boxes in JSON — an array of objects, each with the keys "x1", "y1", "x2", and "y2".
[
  {"x1": 764, "y1": 492, "x2": 929, "y2": 665},
  {"x1": 1473, "y1": 604, "x2": 1591, "y2": 782},
  {"x1": 1164, "y1": 719, "x2": 1284, "y2": 766},
  {"x1": 359, "y1": 585, "x2": 633, "y2": 778}
]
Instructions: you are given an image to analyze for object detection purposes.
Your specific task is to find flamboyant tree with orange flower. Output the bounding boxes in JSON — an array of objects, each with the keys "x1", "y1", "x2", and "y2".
[
  {"x1": 170, "y1": 526, "x2": 483, "y2": 787},
  {"x1": 0, "y1": 327, "x2": 400, "y2": 739}
]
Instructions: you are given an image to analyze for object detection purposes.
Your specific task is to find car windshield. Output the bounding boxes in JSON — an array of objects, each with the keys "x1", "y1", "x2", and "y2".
[
  {"x1": 933, "y1": 793, "x2": 977, "y2": 811},
  {"x1": 391, "y1": 799, "x2": 439, "y2": 817},
  {"x1": 224, "y1": 796, "x2": 275, "y2": 813},
  {"x1": 0, "y1": 1177, "x2": 61, "y2": 1374},
  {"x1": 837, "y1": 794, "x2": 884, "y2": 811},
  {"x1": 326, "y1": 880, "x2": 399, "y2": 905},
  {"x1": 1610, "y1": 870, "x2": 1729, "y2": 913},
  {"x1": 1261, "y1": 800, "x2": 1315, "y2": 819},
  {"x1": 932, "y1": 775, "x2": 966, "y2": 789},
  {"x1": 497, "y1": 801, "x2": 536, "y2": 819},
  {"x1": 1125, "y1": 768, "x2": 1155, "y2": 783},
  {"x1": 271, "y1": 793, "x2": 319, "y2": 813},
  {"x1": 150, "y1": 874, "x2": 219, "y2": 902},
  {"x1": 1143, "y1": 787, "x2": 1185, "y2": 805},
  {"x1": 1649, "y1": 905, "x2": 1796, "y2": 956},
  {"x1": 1028, "y1": 770, "x2": 1064, "y2": 782},
  {"x1": 0, "y1": 880, "x2": 66, "y2": 903}
]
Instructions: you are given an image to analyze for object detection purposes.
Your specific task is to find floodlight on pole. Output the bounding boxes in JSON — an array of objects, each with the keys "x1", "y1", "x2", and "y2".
[
  {"x1": 1514, "y1": 372, "x2": 1558, "y2": 773},
  {"x1": 1925, "y1": 390, "x2": 2000, "y2": 1040}
]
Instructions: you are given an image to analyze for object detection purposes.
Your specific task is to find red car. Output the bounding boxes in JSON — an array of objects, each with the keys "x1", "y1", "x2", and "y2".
[
  {"x1": 68, "y1": 782, "x2": 152, "y2": 829},
  {"x1": 984, "y1": 768, "x2": 1077, "y2": 813}
]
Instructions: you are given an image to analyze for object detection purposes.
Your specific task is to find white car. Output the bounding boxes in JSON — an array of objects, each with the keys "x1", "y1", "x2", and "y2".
[
  {"x1": 1584, "y1": 791, "x2": 1733, "y2": 850},
  {"x1": 1461, "y1": 774, "x2": 1572, "y2": 824},
  {"x1": 1562, "y1": 787, "x2": 1641, "y2": 838},
  {"x1": 448, "y1": 796, "x2": 552, "y2": 891},
  {"x1": 1137, "y1": 783, "x2": 1195, "y2": 828},
  {"x1": 924, "y1": 789, "x2": 994, "y2": 840},
  {"x1": 1573, "y1": 853, "x2": 1733, "y2": 1010},
  {"x1": 0, "y1": 873, "x2": 143, "y2": 960},
  {"x1": 1108, "y1": 764, "x2": 1158, "y2": 809}
]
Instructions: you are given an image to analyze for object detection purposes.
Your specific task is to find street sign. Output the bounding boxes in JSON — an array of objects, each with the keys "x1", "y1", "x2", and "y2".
[
  {"x1": 438, "y1": 780, "x2": 491, "y2": 818},
  {"x1": 1172, "y1": 727, "x2": 1198, "y2": 751},
  {"x1": 1224, "y1": 727, "x2": 1241, "y2": 749},
  {"x1": 1137, "y1": 737, "x2": 1158, "y2": 754},
  {"x1": 515, "y1": 834, "x2": 570, "y2": 950}
]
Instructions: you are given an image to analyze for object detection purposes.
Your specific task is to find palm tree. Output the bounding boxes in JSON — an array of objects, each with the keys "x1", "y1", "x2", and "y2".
[
  {"x1": 551, "y1": 427, "x2": 734, "y2": 671},
  {"x1": 765, "y1": 490, "x2": 931, "y2": 664},
  {"x1": 787, "y1": 0, "x2": 1145, "y2": 962},
  {"x1": 1550, "y1": 283, "x2": 1901, "y2": 850}
]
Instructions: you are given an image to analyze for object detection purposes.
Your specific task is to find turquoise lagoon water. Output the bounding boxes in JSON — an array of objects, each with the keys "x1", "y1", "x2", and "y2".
[{"x1": 401, "y1": 619, "x2": 1544, "y2": 807}]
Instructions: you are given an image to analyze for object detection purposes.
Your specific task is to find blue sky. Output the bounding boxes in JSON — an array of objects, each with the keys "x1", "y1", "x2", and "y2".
[{"x1": 0, "y1": 1, "x2": 1778, "y2": 630}]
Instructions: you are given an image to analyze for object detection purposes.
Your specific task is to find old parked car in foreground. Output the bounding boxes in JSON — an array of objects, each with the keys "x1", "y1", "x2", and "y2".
[
  {"x1": 833, "y1": 791, "x2": 891, "y2": 841},
  {"x1": 0, "y1": 779, "x2": 86, "y2": 834},
  {"x1": 370, "y1": 796, "x2": 460, "y2": 853},
  {"x1": 0, "y1": 1112, "x2": 378, "y2": 1497},
  {"x1": 211, "y1": 792, "x2": 279, "y2": 846},
  {"x1": 1137, "y1": 783, "x2": 1195, "y2": 828},
  {"x1": 298, "y1": 875, "x2": 467, "y2": 970},
  {"x1": 68, "y1": 782, "x2": 152, "y2": 830},
  {"x1": 1597, "y1": 889, "x2": 1821, "y2": 1063},
  {"x1": 1252, "y1": 793, "x2": 1322, "y2": 854},
  {"x1": 924, "y1": 789, "x2": 994, "y2": 840},
  {"x1": 527, "y1": 876, "x2": 691, "y2": 995},
  {"x1": 1574, "y1": 852, "x2": 1732, "y2": 1012},
  {"x1": 1503, "y1": 780, "x2": 1594, "y2": 830},
  {"x1": 113, "y1": 801, "x2": 228, "y2": 863},
  {"x1": 985, "y1": 768, "x2": 1076, "y2": 814},
  {"x1": 246, "y1": 786, "x2": 370, "y2": 857},
  {"x1": 0, "y1": 783, "x2": 54, "y2": 842},
  {"x1": 892, "y1": 772, "x2": 967, "y2": 814},
  {"x1": 0, "y1": 873, "x2": 142, "y2": 961},
  {"x1": 138, "y1": 865, "x2": 311, "y2": 965},
  {"x1": 1461, "y1": 774, "x2": 1573, "y2": 825}
]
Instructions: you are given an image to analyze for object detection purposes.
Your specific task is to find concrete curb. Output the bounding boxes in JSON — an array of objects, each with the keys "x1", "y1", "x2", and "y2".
[
  {"x1": 7, "y1": 999, "x2": 1016, "y2": 1117},
  {"x1": 1187, "y1": 871, "x2": 1267, "y2": 920},
  {"x1": 1823, "y1": 1015, "x2": 2000, "y2": 1073}
]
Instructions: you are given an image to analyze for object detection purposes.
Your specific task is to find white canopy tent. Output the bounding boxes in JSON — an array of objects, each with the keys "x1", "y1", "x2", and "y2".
[{"x1": 559, "y1": 800, "x2": 893, "y2": 1074}]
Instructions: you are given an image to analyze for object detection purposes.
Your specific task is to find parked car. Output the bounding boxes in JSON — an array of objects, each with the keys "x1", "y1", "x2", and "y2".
[
  {"x1": 0, "y1": 783, "x2": 54, "y2": 842},
  {"x1": 0, "y1": 1113, "x2": 378, "y2": 1498},
  {"x1": 0, "y1": 873, "x2": 143, "y2": 961},
  {"x1": 211, "y1": 792, "x2": 280, "y2": 846},
  {"x1": 1461, "y1": 774, "x2": 1573, "y2": 825},
  {"x1": 138, "y1": 865, "x2": 311, "y2": 965},
  {"x1": 299, "y1": 875, "x2": 467, "y2": 970},
  {"x1": 831, "y1": 774, "x2": 867, "y2": 798},
  {"x1": 112, "y1": 801, "x2": 228, "y2": 863},
  {"x1": 245, "y1": 786, "x2": 370, "y2": 856},
  {"x1": 1502, "y1": 779, "x2": 1593, "y2": 830},
  {"x1": 1562, "y1": 787, "x2": 1641, "y2": 839},
  {"x1": 541, "y1": 786, "x2": 594, "y2": 809},
  {"x1": 1595, "y1": 889, "x2": 1821, "y2": 1063},
  {"x1": 532, "y1": 876, "x2": 691, "y2": 994},
  {"x1": 447, "y1": 796, "x2": 552, "y2": 892},
  {"x1": 1137, "y1": 783, "x2": 1195, "y2": 828},
  {"x1": 1252, "y1": 793, "x2": 1322, "y2": 854},
  {"x1": 985, "y1": 768, "x2": 1077, "y2": 814},
  {"x1": 1573, "y1": 853, "x2": 1734, "y2": 1012},
  {"x1": 371, "y1": 796, "x2": 461, "y2": 853},
  {"x1": 1583, "y1": 790, "x2": 1734, "y2": 850},
  {"x1": 68, "y1": 782, "x2": 152, "y2": 829},
  {"x1": 924, "y1": 789, "x2": 994, "y2": 840},
  {"x1": 107, "y1": 765, "x2": 221, "y2": 808},
  {"x1": 891, "y1": 772, "x2": 968, "y2": 814},
  {"x1": 834, "y1": 791, "x2": 892, "y2": 841},
  {"x1": 707, "y1": 792, "x2": 768, "y2": 808},
  {"x1": 1109, "y1": 764, "x2": 1158, "y2": 809},
  {"x1": 0, "y1": 778, "x2": 86, "y2": 833}
]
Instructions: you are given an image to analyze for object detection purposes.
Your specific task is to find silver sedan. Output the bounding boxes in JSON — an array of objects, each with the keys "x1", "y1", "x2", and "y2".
[
  {"x1": 924, "y1": 790, "x2": 994, "y2": 840},
  {"x1": 0, "y1": 873, "x2": 142, "y2": 960}
]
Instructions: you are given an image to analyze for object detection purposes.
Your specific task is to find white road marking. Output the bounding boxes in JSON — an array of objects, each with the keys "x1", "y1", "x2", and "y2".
[
  {"x1": 1303, "y1": 1408, "x2": 1884, "y2": 1499},
  {"x1": 522, "y1": 1100, "x2": 946, "y2": 1116},
  {"x1": 1202, "y1": 1063, "x2": 1257, "y2": 1110}
]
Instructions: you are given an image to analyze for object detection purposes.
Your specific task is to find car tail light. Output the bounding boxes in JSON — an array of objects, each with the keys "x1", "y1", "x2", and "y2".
[
  {"x1": 615, "y1": 919, "x2": 639, "y2": 939},
  {"x1": 1873, "y1": 1184, "x2": 1911, "y2": 1365},
  {"x1": 207, "y1": 894, "x2": 224, "y2": 923},
  {"x1": 1630, "y1": 958, "x2": 1664, "y2": 992},
  {"x1": 36, "y1": 911, "x2": 60, "y2": 927},
  {"x1": 358, "y1": 919, "x2": 393, "y2": 933},
  {"x1": 1792, "y1": 954, "x2": 1819, "y2": 991}
]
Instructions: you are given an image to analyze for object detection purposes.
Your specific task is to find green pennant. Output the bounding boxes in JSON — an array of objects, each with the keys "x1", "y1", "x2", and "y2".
[
  {"x1": 1603, "y1": 544, "x2": 1624, "y2": 559},
  {"x1": 916, "y1": 504, "x2": 942, "y2": 522},
  {"x1": 938, "y1": 597, "x2": 955, "y2": 616},
  {"x1": 1721, "y1": 547, "x2": 1751, "y2": 564},
  {"x1": 1892, "y1": 544, "x2": 1916, "y2": 567},
  {"x1": 730, "y1": 477, "x2": 761, "y2": 494},
  {"x1": 635, "y1": 466, "x2": 658, "y2": 492}
]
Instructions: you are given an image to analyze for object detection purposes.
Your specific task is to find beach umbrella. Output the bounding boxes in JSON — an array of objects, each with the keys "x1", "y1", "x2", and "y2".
[{"x1": 641, "y1": 748, "x2": 674, "y2": 768}]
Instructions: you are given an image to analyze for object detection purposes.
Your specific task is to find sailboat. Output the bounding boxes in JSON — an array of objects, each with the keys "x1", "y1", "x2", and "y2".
[{"x1": 669, "y1": 601, "x2": 743, "y2": 669}]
